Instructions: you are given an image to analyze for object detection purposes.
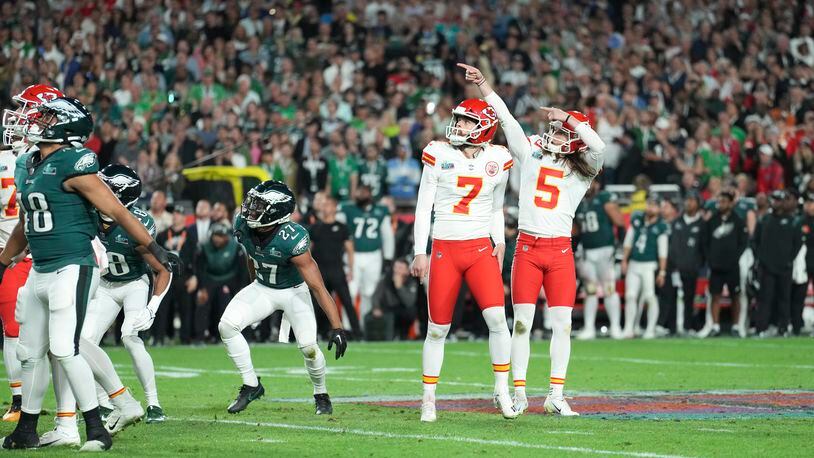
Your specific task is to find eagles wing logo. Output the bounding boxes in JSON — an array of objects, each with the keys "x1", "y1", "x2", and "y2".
[
  {"x1": 74, "y1": 152, "x2": 97, "y2": 171},
  {"x1": 107, "y1": 173, "x2": 140, "y2": 190},
  {"x1": 256, "y1": 189, "x2": 292, "y2": 204}
]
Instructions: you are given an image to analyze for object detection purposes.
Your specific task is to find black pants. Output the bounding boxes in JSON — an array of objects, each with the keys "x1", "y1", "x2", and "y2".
[
  {"x1": 756, "y1": 268, "x2": 792, "y2": 332},
  {"x1": 195, "y1": 284, "x2": 233, "y2": 342},
  {"x1": 657, "y1": 271, "x2": 676, "y2": 333},
  {"x1": 658, "y1": 271, "x2": 699, "y2": 332},
  {"x1": 153, "y1": 276, "x2": 191, "y2": 344},
  {"x1": 320, "y1": 267, "x2": 361, "y2": 337},
  {"x1": 790, "y1": 275, "x2": 811, "y2": 334}
]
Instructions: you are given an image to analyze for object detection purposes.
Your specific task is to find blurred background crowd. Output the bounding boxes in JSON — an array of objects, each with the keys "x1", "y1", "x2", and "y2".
[{"x1": 1, "y1": 0, "x2": 813, "y2": 343}]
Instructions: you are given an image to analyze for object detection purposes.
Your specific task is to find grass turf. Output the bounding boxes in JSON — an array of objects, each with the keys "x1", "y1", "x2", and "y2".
[{"x1": 0, "y1": 337, "x2": 811, "y2": 456}]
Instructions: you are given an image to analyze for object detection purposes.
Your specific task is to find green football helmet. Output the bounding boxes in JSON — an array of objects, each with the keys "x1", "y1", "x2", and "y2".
[
  {"x1": 23, "y1": 97, "x2": 93, "y2": 145},
  {"x1": 241, "y1": 180, "x2": 296, "y2": 229}
]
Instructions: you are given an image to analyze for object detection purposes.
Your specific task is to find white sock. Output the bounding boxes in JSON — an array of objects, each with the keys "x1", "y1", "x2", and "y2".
[
  {"x1": 20, "y1": 356, "x2": 50, "y2": 414},
  {"x1": 645, "y1": 296, "x2": 659, "y2": 333},
  {"x1": 302, "y1": 344, "x2": 327, "y2": 395},
  {"x1": 109, "y1": 387, "x2": 138, "y2": 410},
  {"x1": 95, "y1": 382, "x2": 113, "y2": 409},
  {"x1": 51, "y1": 356, "x2": 78, "y2": 416},
  {"x1": 222, "y1": 333, "x2": 258, "y2": 387},
  {"x1": 482, "y1": 307, "x2": 511, "y2": 392},
  {"x1": 422, "y1": 321, "x2": 449, "y2": 393},
  {"x1": 3, "y1": 337, "x2": 22, "y2": 396},
  {"x1": 55, "y1": 412, "x2": 78, "y2": 432},
  {"x1": 78, "y1": 338, "x2": 126, "y2": 396},
  {"x1": 549, "y1": 307, "x2": 572, "y2": 398},
  {"x1": 123, "y1": 335, "x2": 160, "y2": 407},
  {"x1": 624, "y1": 296, "x2": 638, "y2": 335},
  {"x1": 583, "y1": 295, "x2": 598, "y2": 333},
  {"x1": 605, "y1": 293, "x2": 622, "y2": 332},
  {"x1": 56, "y1": 354, "x2": 99, "y2": 412},
  {"x1": 511, "y1": 303, "x2": 535, "y2": 392}
]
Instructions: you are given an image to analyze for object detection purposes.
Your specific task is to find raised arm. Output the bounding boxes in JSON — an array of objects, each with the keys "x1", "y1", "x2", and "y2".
[
  {"x1": 541, "y1": 107, "x2": 606, "y2": 175},
  {"x1": 458, "y1": 63, "x2": 531, "y2": 163}
]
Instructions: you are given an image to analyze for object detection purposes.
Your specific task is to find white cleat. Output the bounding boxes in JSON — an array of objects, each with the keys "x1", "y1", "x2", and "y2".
[
  {"x1": 609, "y1": 326, "x2": 624, "y2": 340},
  {"x1": 512, "y1": 393, "x2": 529, "y2": 414},
  {"x1": 642, "y1": 330, "x2": 656, "y2": 340},
  {"x1": 493, "y1": 389, "x2": 521, "y2": 419},
  {"x1": 576, "y1": 329, "x2": 596, "y2": 340},
  {"x1": 420, "y1": 400, "x2": 437, "y2": 422},
  {"x1": 39, "y1": 426, "x2": 80, "y2": 448},
  {"x1": 105, "y1": 399, "x2": 144, "y2": 435},
  {"x1": 544, "y1": 396, "x2": 580, "y2": 417}
]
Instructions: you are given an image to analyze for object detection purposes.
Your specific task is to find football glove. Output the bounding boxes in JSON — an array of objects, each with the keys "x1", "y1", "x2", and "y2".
[
  {"x1": 147, "y1": 241, "x2": 173, "y2": 273},
  {"x1": 131, "y1": 307, "x2": 156, "y2": 332},
  {"x1": 327, "y1": 328, "x2": 348, "y2": 360}
]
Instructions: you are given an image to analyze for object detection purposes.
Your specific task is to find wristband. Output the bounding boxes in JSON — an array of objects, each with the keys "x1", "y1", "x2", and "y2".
[{"x1": 476, "y1": 77, "x2": 486, "y2": 86}]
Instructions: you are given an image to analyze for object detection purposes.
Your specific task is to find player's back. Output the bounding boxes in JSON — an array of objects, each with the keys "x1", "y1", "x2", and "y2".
[
  {"x1": 339, "y1": 202, "x2": 389, "y2": 252},
  {"x1": 421, "y1": 141, "x2": 512, "y2": 240},
  {"x1": 516, "y1": 136, "x2": 596, "y2": 238},
  {"x1": 17, "y1": 147, "x2": 100, "y2": 272},
  {"x1": 576, "y1": 190, "x2": 616, "y2": 249},
  {"x1": 0, "y1": 150, "x2": 19, "y2": 247},
  {"x1": 234, "y1": 215, "x2": 310, "y2": 289},
  {"x1": 99, "y1": 207, "x2": 155, "y2": 282},
  {"x1": 629, "y1": 213, "x2": 669, "y2": 262}
]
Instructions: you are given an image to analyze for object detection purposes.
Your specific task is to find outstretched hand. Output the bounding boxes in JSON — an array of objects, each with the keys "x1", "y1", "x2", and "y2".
[
  {"x1": 457, "y1": 63, "x2": 485, "y2": 84},
  {"x1": 540, "y1": 106, "x2": 569, "y2": 123}
]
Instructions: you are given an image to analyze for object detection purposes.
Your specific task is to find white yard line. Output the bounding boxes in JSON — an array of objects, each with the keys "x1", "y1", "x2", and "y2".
[
  {"x1": 187, "y1": 418, "x2": 693, "y2": 458},
  {"x1": 697, "y1": 428, "x2": 736, "y2": 433}
]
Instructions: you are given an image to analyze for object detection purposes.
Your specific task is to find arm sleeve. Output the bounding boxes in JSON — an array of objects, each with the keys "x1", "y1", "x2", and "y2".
[
  {"x1": 657, "y1": 233, "x2": 669, "y2": 260},
  {"x1": 381, "y1": 215, "x2": 395, "y2": 260},
  {"x1": 413, "y1": 165, "x2": 437, "y2": 256},
  {"x1": 489, "y1": 173, "x2": 508, "y2": 246},
  {"x1": 575, "y1": 122, "x2": 606, "y2": 175},
  {"x1": 484, "y1": 92, "x2": 531, "y2": 164},
  {"x1": 623, "y1": 226, "x2": 635, "y2": 249}
]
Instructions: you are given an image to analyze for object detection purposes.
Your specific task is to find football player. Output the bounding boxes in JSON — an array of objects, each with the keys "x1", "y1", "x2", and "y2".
[
  {"x1": 621, "y1": 196, "x2": 670, "y2": 339},
  {"x1": 462, "y1": 63, "x2": 605, "y2": 417},
  {"x1": 219, "y1": 180, "x2": 348, "y2": 415},
  {"x1": 338, "y1": 184, "x2": 395, "y2": 333},
  {"x1": 0, "y1": 84, "x2": 63, "y2": 422},
  {"x1": 0, "y1": 97, "x2": 172, "y2": 450},
  {"x1": 410, "y1": 94, "x2": 517, "y2": 422},
  {"x1": 80, "y1": 164, "x2": 169, "y2": 424},
  {"x1": 575, "y1": 180, "x2": 625, "y2": 340}
]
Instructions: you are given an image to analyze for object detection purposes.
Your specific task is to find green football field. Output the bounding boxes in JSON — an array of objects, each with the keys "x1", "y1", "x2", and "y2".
[{"x1": 1, "y1": 337, "x2": 812, "y2": 456}]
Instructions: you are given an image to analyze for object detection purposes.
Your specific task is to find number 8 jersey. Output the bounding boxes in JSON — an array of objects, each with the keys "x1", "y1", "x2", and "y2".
[
  {"x1": 97, "y1": 207, "x2": 156, "y2": 281},
  {"x1": 233, "y1": 214, "x2": 310, "y2": 289},
  {"x1": 413, "y1": 140, "x2": 512, "y2": 252},
  {"x1": 15, "y1": 147, "x2": 100, "y2": 272}
]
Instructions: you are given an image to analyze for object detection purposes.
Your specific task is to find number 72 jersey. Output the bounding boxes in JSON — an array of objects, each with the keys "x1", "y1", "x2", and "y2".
[{"x1": 233, "y1": 215, "x2": 310, "y2": 289}]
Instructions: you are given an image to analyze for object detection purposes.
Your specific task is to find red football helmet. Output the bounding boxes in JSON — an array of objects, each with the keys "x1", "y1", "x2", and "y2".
[
  {"x1": 541, "y1": 110, "x2": 589, "y2": 154},
  {"x1": 445, "y1": 99, "x2": 498, "y2": 146},
  {"x1": 3, "y1": 84, "x2": 64, "y2": 147}
]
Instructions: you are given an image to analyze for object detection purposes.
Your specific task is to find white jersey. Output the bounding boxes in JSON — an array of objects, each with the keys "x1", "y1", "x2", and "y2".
[
  {"x1": 413, "y1": 140, "x2": 512, "y2": 255},
  {"x1": 0, "y1": 150, "x2": 19, "y2": 247},
  {"x1": 484, "y1": 92, "x2": 605, "y2": 238}
]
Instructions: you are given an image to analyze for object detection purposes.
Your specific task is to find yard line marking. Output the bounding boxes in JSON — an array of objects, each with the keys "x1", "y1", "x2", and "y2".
[
  {"x1": 697, "y1": 428, "x2": 735, "y2": 433},
  {"x1": 187, "y1": 418, "x2": 691, "y2": 458},
  {"x1": 250, "y1": 438, "x2": 286, "y2": 443}
]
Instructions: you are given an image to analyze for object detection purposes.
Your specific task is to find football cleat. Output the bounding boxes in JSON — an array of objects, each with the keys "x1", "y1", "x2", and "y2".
[
  {"x1": 100, "y1": 406, "x2": 114, "y2": 423},
  {"x1": 2, "y1": 395, "x2": 21, "y2": 422},
  {"x1": 39, "y1": 425, "x2": 80, "y2": 448},
  {"x1": 314, "y1": 394, "x2": 333, "y2": 415},
  {"x1": 544, "y1": 396, "x2": 580, "y2": 417},
  {"x1": 105, "y1": 398, "x2": 144, "y2": 436},
  {"x1": 493, "y1": 389, "x2": 521, "y2": 419},
  {"x1": 512, "y1": 393, "x2": 529, "y2": 414},
  {"x1": 609, "y1": 326, "x2": 624, "y2": 340},
  {"x1": 227, "y1": 379, "x2": 265, "y2": 414},
  {"x1": 420, "y1": 400, "x2": 436, "y2": 422},
  {"x1": 642, "y1": 330, "x2": 656, "y2": 340},
  {"x1": 79, "y1": 426, "x2": 112, "y2": 452},
  {"x1": 576, "y1": 329, "x2": 596, "y2": 341},
  {"x1": 2, "y1": 428, "x2": 39, "y2": 449},
  {"x1": 145, "y1": 405, "x2": 167, "y2": 423}
]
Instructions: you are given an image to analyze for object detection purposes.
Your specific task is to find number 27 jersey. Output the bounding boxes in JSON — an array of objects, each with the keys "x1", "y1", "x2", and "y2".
[{"x1": 233, "y1": 215, "x2": 310, "y2": 289}]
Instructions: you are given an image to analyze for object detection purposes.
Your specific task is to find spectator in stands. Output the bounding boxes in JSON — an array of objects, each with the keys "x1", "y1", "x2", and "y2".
[
  {"x1": 326, "y1": 141, "x2": 358, "y2": 200},
  {"x1": 298, "y1": 138, "x2": 328, "y2": 199},
  {"x1": 189, "y1": 199, "x2": 212, "y2": 247},
  {"x1": 753, "y1": 190, "x2": 804, "y2": 337},
  {"x1": 149, "y1": 190, "x2": 173, "y2": 234},
  {"x1": 386, "y1": 144, "x2": 420, "y2": 202},
  {"x1": 704, "y1": 190, "x2": 748, "y2": 337},
  {"x1": 756, "y1": 145, "x2": 785, "y2": 194},
  {"x1": 366, "y1": 259, "x2": 418, "y2": 341},
  {"x1": 155, "y1": 205, "x2": 195, "y2": 345},
  {"x1": 211, "y1": 201, "x2": 232, "y2": 227}
]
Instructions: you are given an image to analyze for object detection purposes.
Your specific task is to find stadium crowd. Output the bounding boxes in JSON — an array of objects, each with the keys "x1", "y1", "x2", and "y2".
[{"x1": 1, "y1": 0, "x2": 813, "y2": 343}]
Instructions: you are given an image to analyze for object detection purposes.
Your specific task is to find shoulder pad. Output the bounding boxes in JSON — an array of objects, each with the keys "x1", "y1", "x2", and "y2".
[
  {"x1": 62, "y1": 148, "x2": 99, "y2": 174},
  {"x1": 528, "y1": 135, "x2": 545, "y2": 151},
  {"x1": 421, "y1": 141, "x2": 447, "y2": 167}
]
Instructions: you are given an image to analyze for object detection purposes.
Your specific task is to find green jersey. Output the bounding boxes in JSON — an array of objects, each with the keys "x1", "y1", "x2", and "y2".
[
  {"x1": 200, "y1": 237, "x2": 241, "y2": 284},
  {"x1": 16, "y1": 147, "x2": 100, "y2": 273},
  {"x1": 234, "y1": 215, "x2": 310, "y2": 289},
  {"x1": 576, "y1": 190, "x2": 616, "y2": 249},
  {"x1": 338, "y1": 203, "x2": 390, "y2": 253},
  {"x1": 629, "y1": 213, "x2": 670, "y2": 262},
  {"x1": 99, "y1": 207, "x2": 156, "y2": 282},
  {"x1": 358, "y1": 158, "x2": 388, "y2": 201},
  {"x1": 327, "y1": 155, "x2": 359, "y2": 199},
  {"x1": 704, "y1": 197, "x2": 756, "y2": 221}
]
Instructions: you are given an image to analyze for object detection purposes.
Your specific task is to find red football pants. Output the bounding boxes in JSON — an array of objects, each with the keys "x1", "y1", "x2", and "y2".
[
  {"x1": 511, "y1": 233, "x2": 576, "y2": 307},
  {"x1": 427, "y1": 238, "x2": 504, "y2": 325},
  {"x1": 0, "y1": 258, "x2": 32, "y2": 337}
]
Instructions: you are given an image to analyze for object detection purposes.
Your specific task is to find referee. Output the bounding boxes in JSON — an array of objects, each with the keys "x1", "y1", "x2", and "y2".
[{"x1": 309, "y1": 197, "x2": 362, "y2": 338}]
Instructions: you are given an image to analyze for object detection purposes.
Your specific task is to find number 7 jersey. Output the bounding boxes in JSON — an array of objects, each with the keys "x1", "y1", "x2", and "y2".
[
  {"x1": 413, "y1": 140, "x2": 512, "y2": 253},
  {"x1": 0, "y1": 151, "x2": 19, "y2": 247},
  {"x1": 233, "y1": 215, "x2": 310, "y2": 289}
]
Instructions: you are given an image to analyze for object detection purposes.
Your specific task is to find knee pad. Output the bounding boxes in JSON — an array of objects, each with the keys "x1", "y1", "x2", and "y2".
[
  {"x1": 604, "y1": 282, "x2": 617, "y2": 296},
  {"x1": 512, "y1": 304, "x2": 535, "y2": 336},
  {"x1": 481, "y1": 307, "x2": 508, "y2": 331},
  {"x1": 299, "y1": 343, "x2": 322, "y2": 361},
  {"x1": 218, "y1": 318, "x2": 241, "y2": 340},
  {"x1": 426, "y1": 321, "x2": 450, "y2": 343},
  {"x1": 584, "y1": 282, "x2": 598, "y2": 296},
  {"x1": 121, "y1": 335, "x2": 144, "y2": 352},
  {"x1": 549, "y1": 308, "x2": 572, "y2": 334}
]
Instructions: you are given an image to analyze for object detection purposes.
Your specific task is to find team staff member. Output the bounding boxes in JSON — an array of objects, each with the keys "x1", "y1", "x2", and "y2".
[
  {"x1": 308, "y1": 197, "x2": 361, "y2": 338},
  {"x1": 753, "y1": 190, "x2": 803, "y2": 337},
  {"x1": 663, "y1": 193, "x2": 706, "y2": 334},
  {"x1": 156, "y1": 205, "x2": 196, "y2": 344},
  {"x1": 703, "y1": 190, "x2": 747, "y2": 337}
]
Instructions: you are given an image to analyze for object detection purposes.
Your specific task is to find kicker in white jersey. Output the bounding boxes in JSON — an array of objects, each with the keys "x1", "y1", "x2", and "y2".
[
  {"x1": 414, "y1": 140, "x2": 513, "y2": 247},
  {"x1": 0, "y1": 150, "x2": 18, "y2": 247}
]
